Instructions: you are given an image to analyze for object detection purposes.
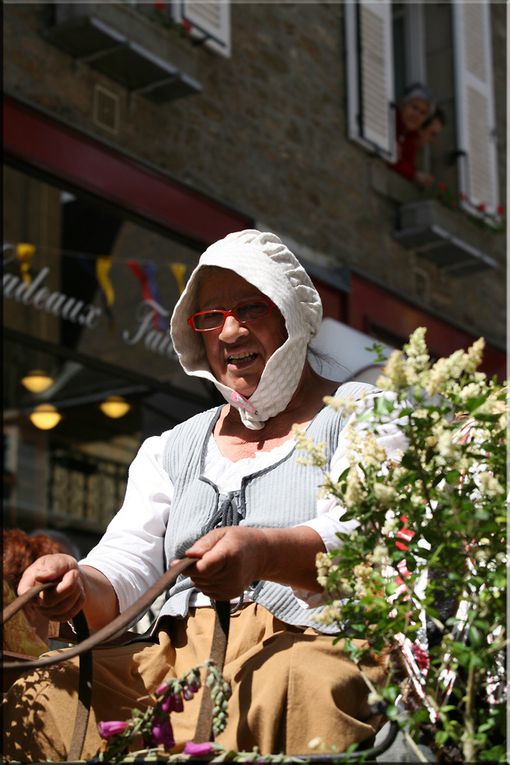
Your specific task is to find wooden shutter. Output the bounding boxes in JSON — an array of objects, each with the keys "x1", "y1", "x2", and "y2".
[
  {"x1": 452, "y1": 2, "x2": 499, "y2": 214},
  {"x1": 173, "y1": 0, "x2": 230, "y2": 58},
  {"x1": 345, "y1": 0, "x2": 395, "y2": 160}
]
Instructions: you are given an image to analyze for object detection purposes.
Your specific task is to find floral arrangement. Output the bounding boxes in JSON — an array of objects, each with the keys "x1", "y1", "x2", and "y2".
[
  {"x1": 296, "y1": 328, "x2": 506, "y2": 762},
  {"x1": 94, "y1": 661, "x2": 302, "y2": 763},
  {"x1": 95, "y1": 660, "x2": 231, "y2": 763}
]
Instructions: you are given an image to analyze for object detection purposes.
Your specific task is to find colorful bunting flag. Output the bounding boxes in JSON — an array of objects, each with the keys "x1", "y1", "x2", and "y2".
[
  {"x1": 16, "y1": 243, "x2": 36, "y2": 284},
  {"x1": 127, "y1": 260, "x2": 166, "y2": 331}
]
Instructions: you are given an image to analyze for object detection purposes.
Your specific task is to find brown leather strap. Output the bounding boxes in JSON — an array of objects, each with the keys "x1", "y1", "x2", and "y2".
[
  {"x1": 2, "y1": 580, "x2": 57, "y2": 623},
  {"x1": 67, "y1": 610, "x2": 92, "y2": 761},
  {"x1": 2, "y1": 557, "x2": 196, "y2": 761},
  {"x1": 2, "y1": 558, "x2": 231, "y2": 755},
  {"x1": 2, "y1": 557, "x2": 194, "y2": 672},
  {"x1": 192, "y1": 599, "x2": 230, "y2": 743}
]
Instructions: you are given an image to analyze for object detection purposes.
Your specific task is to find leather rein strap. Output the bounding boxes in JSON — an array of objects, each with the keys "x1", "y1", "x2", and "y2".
[
  {"x1": 2, "y1": 557, "x2": 230, "y2": 757},
  {"x1": 2, "y1": 557, "x2": 194, "y2": 672},
  {"x1": 2, "y1": 565, "x2": 403, "y2": 761}
]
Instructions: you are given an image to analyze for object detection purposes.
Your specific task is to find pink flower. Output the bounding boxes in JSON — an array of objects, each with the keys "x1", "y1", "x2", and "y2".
[
  {"x1": 497, "y1": 204, "x2": 505, "y2": 217},
  {"x1": 156, "y1": 681, "x2": 170, "y2": 696},
  {"x1": 184, "y1": 741, "x2": 214, "y2": 756},
  {"x1": 97, "y1": 720, "x2": 129, "y2": 739},
  {"x1": 151, "y1": 719, "x2": 175, "y2": 750},
  {"x1": 477, "y1": 202, "x2": 486, "y2": 212},
  {"x1": 161, "y1": 691, "x2": 184, "y2": 713},
  {"x1": 437, "y1": 181, "x2": 448, "y2": 192}
]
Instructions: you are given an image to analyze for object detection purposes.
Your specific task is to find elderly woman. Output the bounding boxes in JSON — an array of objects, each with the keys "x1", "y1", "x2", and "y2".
[
  {"x1": 3, "y1": 231, "x2": 399, "y2": 761},
  {"x1": 391, "y1": 82, "x2": 436, "y2": 188}
]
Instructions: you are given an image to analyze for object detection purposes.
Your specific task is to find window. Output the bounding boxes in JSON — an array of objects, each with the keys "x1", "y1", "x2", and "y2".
[
  {"x1": 345, "y1": 1, "x2": 501, "y2": 215},
  {"x1": 392, "y1": 3, "x2": 426, "y2": 100},
  {"x1": 345, "y1": 1, "x2": 396, "y2": 161},
  {"x1": 2, "y1": 166, "x2": 216, "y2": 544},
  {"x1": 173, "y1": 0, "x2": 231, "y2": 58},
  {"x1": 136, "y1": 0, "x2": 231, "y2": 58},
  {"x1": 452, "y1": 2, "x2": 499, "y2": 214}
]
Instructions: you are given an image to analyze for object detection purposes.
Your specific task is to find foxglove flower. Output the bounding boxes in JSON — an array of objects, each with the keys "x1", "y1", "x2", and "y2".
[
  {"x1": 97, "y1": 720, "x2": 129, "y2": 739},
  {"x1": 151, "y1": 718, "x2": 175, "y2": 750},
  {"x1": 183, "y1": 741, "x2": 214, "y2": 756}
]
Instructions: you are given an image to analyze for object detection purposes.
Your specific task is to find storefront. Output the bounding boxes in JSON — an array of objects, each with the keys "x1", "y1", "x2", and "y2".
[
  {"x1": 3, "y1": 96, "x2": 506, "y2": 557},
  {"x1": 3, "y1": 96, "x2": 252, "y2": 554}
]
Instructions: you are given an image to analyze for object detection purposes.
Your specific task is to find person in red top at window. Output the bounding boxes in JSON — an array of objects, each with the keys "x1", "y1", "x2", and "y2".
[{"x1": 391, "y1": 82, "x2": 435, "y2": 189}]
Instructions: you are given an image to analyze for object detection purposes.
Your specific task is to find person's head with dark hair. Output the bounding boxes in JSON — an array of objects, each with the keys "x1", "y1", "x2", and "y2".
[
  {"x1": 3, "y1": 528, "x2": 69, "y2": 643},
  {"x1": 419, "y1": 106, "x2": 446, "y2": 146}
]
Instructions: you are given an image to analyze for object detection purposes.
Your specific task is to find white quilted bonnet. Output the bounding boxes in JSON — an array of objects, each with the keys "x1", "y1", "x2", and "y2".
[{"x1": 170, "y1": 229, "x2": 323, "y2": 430}]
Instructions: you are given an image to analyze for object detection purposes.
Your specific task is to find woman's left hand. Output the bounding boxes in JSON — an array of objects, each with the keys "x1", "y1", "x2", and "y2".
[{"x1": 183, "y1": 527, "x2": 269, "y2": 601}]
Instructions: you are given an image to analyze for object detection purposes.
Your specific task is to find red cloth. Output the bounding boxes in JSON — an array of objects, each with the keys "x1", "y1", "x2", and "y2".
[{"x1": 390, "y1": 109, "x2": 420, "y2": 181}]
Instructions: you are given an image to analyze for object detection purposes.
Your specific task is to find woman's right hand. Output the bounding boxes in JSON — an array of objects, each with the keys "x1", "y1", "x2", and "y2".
[{"x1": 17, "y1": 553, "x2": 86, "y2": 622}]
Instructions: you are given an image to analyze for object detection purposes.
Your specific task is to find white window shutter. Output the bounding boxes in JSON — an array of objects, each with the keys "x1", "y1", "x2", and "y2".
[
  {"x1": 173, "y1": 1, "x2": 231, "y2": 58},
  {"x1": 345, "y1": 0, "x2": 395, "y2": 160},
  {"x1": 452, "y1": 2, "x2": 499, "y2": 214}
]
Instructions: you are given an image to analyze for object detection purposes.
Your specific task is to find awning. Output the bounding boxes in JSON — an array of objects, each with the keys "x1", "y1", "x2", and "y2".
[{"x1": 309, "y1": 318, "x2": 394, "y2": 384}]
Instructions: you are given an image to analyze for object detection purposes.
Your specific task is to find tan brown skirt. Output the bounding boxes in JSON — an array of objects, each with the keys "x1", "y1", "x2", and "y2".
[{"x1": 2, "y1": 603, "x2": 386, "y2": 761}]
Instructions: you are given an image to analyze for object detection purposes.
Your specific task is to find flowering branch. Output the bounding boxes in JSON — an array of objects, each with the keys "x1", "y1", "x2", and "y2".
[
  {"x1": 95, "y1": 660, "x2": 230, "y2": 763},
  {"x1": 308, "y1": 328, "x2": 506, "y2": 762}
]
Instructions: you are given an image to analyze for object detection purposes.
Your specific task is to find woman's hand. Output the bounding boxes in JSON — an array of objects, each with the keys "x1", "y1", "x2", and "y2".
[
  {"x1": 185, "y1": 527, "x2": 269, "y2": 601},
  {"x1": 184, "y1": 525, "x2": 326, "y2": 601},
  {"x1": 17, "y1": 554, "x2": 86, "y2": 622},
  {"x1": 17, "y1": 554, "x2": 119, "y2": 630}
]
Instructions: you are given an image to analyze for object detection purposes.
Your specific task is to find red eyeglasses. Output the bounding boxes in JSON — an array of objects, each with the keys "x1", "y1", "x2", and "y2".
[{"x1": 187, "y1": 298, "x2": 274, "y2": 332}]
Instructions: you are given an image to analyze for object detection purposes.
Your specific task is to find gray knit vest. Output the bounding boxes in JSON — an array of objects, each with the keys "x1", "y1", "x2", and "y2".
[{"x1": 158, "y1": 382, "x2": 373, "y2": 634}]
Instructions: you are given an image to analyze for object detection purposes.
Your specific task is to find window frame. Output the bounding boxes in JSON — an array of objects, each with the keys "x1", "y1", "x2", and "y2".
[{"x1": 345, "y1": 0, "x2": 397, "y2": 161}]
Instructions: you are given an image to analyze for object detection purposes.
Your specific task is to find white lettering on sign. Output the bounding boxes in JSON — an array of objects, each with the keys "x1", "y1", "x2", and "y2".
[
  {"x1": 3, "y1": 265, "x2": 178, "y2": 361},
  {"x1": 122, "y1": 299, "x2": 177, "y2": 359},
  {"x1": 3, "y1": 268, "x2": 102, "y2": 326}
]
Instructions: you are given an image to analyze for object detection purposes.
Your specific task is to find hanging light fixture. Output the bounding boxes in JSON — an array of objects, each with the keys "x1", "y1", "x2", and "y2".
[
  {"x1": 29, "y1": 404, "x2": 62, "y2": 430},
  {"x1": 99, "y1": 396, "x2": 131, "y2": 419},
  {"x1": 21, "y1": 369, "x2": 54, "y2": 393}
]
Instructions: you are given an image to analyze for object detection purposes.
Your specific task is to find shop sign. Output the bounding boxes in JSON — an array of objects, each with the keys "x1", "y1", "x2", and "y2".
[{"x1": 3, "y1": 245, "x2": 180, "y2": 361}]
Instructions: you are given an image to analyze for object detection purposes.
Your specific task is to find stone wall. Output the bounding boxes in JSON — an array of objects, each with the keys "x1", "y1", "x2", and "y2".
[{"x1": 3, "y1": 2, "x2": 506, "y2": 348}]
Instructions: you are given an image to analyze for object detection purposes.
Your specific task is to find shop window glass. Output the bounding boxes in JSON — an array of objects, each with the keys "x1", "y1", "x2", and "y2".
[
  {"x1": 3, "y1": 164, "x2": 216, "y2": 551},
  {"x1": 3, "y1": 165, "x2": 209, "y2": 394}
]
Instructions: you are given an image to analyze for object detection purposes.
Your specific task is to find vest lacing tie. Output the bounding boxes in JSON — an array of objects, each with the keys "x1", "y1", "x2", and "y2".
[{"x1": 216, "y1": 492, "x2": 246, "y2": 613}]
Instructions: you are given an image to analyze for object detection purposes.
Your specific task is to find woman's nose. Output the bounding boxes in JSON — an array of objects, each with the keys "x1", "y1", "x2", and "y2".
[{"x1": 218, "y1": 314, "x2": 248, "y2": 341}]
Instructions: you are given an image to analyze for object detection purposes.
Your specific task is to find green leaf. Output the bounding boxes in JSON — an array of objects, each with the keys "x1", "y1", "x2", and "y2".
[
  {"x1": 464, "y1": 395, "x2": 489, "y2": 412},
  {"x1": 401, "y1": 452, "x2": 416, "y2": 469},
  {"x1": 435, "y1": 730, "x2": 449, "y2": 745},
  {"x1": 468, "y1": 625, "x2": 482, "y2": 648},
  {"x1": 444, "y1": 469, "x2": 460, "y2": 484}
]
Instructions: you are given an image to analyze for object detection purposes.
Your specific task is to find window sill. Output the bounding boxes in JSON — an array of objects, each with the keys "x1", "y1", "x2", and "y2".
[
  {"x1": 393, "y1": 199, "x2": 498, "y2": 276},
  {"x1": 45, "y1": 4, "x2": 201, "y2": 102},
  {"x1": 370, "y1": 163, "x2": 499, "y2": 277}
]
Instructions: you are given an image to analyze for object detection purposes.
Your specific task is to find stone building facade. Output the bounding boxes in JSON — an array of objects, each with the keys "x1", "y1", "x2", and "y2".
[{"x1": 2, "y1": 2, "x2": 506, "y2": 549}]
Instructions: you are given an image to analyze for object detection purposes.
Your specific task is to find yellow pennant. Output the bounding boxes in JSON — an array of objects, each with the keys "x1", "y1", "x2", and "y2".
[
  {"x1": 170, "y1": 262, "x2": 187, "y2": 294},
  {"x1": 16, "y1": 243, "x2": 36, "y2": 284},
  {"x1": 96, "y1": 256, "x2": 115, "y2": 307}
]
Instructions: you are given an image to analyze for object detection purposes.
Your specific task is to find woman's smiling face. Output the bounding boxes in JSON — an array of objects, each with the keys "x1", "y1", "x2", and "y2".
[{"x1": 196, "y1": 269, "x2": 287, "y2": 398}]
